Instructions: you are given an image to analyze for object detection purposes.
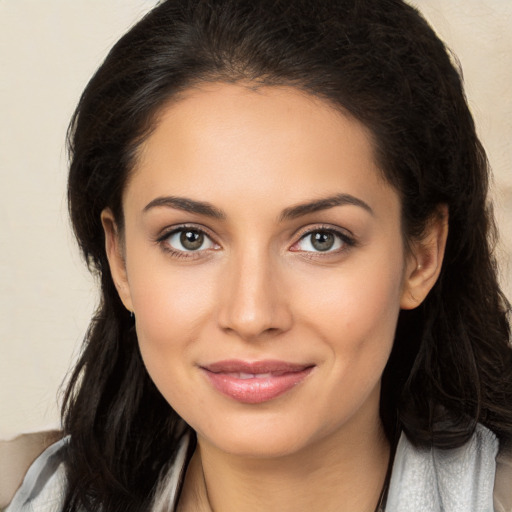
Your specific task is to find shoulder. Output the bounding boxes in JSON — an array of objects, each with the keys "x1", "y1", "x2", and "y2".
[
  {"x1": 386, "y1": 424, "x2": 506, "y2": 512},
  {"x1": 495, "y1": 439, "x2": 512, "y2": 512},
  {"x1": 5, "y1": 427, "x2": 193, "y2": 512},
  {"x1": 5, "y1": 436, "x2": 68, "y2": 512}
]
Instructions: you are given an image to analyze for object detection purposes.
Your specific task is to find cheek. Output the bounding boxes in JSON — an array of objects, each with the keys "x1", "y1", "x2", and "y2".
[
  {"x1": 131, "y1": 271, "x2": 214, "y2": 416},
  {"x1": 297, "y1": 254, "x2": 404, "y2": 339},
  {"x1": 125, "y1": 250, "x2": 217, "y2": 386},
  {"x1": 291, "y1": 248, "x2": 405, "y2": 403}
]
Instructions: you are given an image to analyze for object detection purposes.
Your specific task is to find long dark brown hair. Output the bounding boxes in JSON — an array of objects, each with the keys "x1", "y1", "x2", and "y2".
[{"x1": 63, "y1": 0, "x2": 512, "y2": 510}]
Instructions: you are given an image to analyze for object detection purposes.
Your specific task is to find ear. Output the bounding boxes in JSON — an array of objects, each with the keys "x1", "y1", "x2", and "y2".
[
  {"x1": 400, "y1": 205, "x2": 449, "y2": 310},
  {"x1": 101, "y1": 208, "x2": 134, "y2": 313}
]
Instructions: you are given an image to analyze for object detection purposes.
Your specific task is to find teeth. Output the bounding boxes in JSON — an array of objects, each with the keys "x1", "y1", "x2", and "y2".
[
  {"x1": 219, "y1": 371, "x2": 281, "y2": 379},
  {"x1": 238, "y1": 372, "x2": 273, "y2": 379}
]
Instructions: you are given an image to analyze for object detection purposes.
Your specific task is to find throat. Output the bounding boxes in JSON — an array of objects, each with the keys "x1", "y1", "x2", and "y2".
[{"x1": 177, "y1": 433, "x2": 392, "y2": 512}]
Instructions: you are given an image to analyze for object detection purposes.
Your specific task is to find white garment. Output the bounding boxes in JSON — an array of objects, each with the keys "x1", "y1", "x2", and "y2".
[
  {"x1": 5, "y1": 438, "x2": 68, "y2": 512},
  {"x1": 6, "y1": 424, "x2": 499, "y2": 512},
  {"x1": 386, "y1": 424, "x2": 498, "y2": 512}
]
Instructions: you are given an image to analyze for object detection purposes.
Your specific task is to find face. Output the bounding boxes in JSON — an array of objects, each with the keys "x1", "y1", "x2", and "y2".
[{"x1": 104, "y1": 83, "x2": 443, "y2": 458}]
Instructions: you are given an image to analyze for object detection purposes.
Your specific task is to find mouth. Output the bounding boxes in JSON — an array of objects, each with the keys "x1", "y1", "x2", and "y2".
[{"x1": 200, "y1": 360, "x2": 315, "y2": 404}]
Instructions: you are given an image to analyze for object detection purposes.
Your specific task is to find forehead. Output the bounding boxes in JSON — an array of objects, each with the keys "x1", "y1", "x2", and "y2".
[{"x1": 127, "y1": 82, "x2": 398, "y2": 220}]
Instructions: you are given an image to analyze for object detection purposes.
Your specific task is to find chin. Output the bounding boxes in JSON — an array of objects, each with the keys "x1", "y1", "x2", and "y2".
[{"x1": 201, "y1": 427, "x2": 313, "y2": 459}]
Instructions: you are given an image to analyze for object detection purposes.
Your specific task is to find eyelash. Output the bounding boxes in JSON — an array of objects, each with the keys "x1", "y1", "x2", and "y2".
[
  {"x1": 156, "y1": 224, "x2": 219, "y2": 260},
  {"x1": 155, "y1": 224, "x2": 356, "y2": 260},
  {"x1": 291, "y1": 224, "x2": 356, "y2": 257}
]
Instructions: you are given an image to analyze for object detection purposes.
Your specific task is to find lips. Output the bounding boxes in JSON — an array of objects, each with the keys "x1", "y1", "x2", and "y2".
[{"x1": 201, "y1": 360, "x2": 314, "y2": 404}]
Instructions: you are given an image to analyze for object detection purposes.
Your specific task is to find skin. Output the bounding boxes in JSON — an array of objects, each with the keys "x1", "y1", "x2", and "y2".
[{"x1": 102, "y1": 83, "x2": 448, "y2": 512}]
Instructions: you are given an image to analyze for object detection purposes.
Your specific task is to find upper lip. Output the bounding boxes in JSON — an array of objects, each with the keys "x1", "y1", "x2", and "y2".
[{"x1": 201, "y1": 359, "x2": 314, "y2": 374}]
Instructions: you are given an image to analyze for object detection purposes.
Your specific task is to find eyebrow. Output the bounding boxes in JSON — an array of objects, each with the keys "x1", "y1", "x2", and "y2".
[
  {"x1": 143, "y1": 196, "x2": 226, "y2": 219},
  {"x1": 143, "y1": 193, "x2": 373, "y2": 220},
  {"x1": 279, "y1": 193, "x2": 374, "y2": 221}
]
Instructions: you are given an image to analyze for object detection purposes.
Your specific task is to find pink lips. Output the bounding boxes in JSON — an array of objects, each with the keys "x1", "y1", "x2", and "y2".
[{"x1": 201, "y1": 360, "x2": 314, "y2": 404}]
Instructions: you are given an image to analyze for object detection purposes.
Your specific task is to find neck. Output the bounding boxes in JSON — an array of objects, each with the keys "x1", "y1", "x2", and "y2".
[{"x1": 178, "y1": 416, "x2": 391, "y2": 512}]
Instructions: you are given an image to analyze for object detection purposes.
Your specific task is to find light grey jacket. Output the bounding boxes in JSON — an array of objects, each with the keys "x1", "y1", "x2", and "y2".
[{"x1": 6, "y1": 424, "x2": 512, "y2": 512}]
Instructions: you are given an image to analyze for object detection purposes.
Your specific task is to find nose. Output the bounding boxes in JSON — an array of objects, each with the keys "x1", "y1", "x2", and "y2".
[{"x1": 216, "y1": 248, "x2": 293, "y2": 341}]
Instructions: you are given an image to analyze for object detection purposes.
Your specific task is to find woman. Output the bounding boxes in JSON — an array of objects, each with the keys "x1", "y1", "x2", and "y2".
[{"x1": 7, "y1": 0, "x2": 512, "y2": 511}]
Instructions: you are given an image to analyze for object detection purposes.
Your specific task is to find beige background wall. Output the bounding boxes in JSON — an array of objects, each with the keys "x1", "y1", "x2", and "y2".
[{"x1": 1, "y1": 1, "x2": 511, "y2": 440}]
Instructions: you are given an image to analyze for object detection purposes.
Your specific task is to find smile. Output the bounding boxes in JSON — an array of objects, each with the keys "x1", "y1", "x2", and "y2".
[{"x1": 201, "y1": 360, "x2": 315, "y2": 404}]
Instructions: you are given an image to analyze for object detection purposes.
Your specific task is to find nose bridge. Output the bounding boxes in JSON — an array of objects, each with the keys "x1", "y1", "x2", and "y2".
[{"x1": 217, "y1": 243, "x2": 291, "y2": 340}]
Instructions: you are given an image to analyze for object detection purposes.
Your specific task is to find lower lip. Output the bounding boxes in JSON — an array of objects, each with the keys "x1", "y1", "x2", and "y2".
[{"x1": 202, "y1": 367, "x2": 314, "y2": 404}]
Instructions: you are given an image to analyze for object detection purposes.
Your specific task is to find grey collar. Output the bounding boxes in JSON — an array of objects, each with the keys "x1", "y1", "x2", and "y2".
[{"x1": 386, "y1": 423, "x2": 498, "y2": 512}]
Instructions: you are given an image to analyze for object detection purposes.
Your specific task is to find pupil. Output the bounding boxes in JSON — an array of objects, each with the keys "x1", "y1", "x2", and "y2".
[
  {"x1": 180, "y1": 230, "x2": 203, "y2": 250},
  {"x1": 312, "y1": 231, "x2": 334, "y2": 251}
]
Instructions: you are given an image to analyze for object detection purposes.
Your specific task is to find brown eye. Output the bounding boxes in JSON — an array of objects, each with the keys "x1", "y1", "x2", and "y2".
[
  {"x1": 291, "y1": 228, "x2": 354, "y2": 254},
  {"x1": 310, "y1": 231, "x2": 336, "y2": 251},
  {"x1": 164, "y1": 228, "x2": 217, "y2": 252},
  {"x1": 180, "y1": 230, "x2": 204, "y2": 250}
]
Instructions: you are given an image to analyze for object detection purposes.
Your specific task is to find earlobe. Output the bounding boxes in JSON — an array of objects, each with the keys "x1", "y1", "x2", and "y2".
[
  {"x1": 101, "y1": 208, "x2": 134, "y2": 312},
  {"x1": 400, "y1": 205, "x2": 449, "y2": 310}
]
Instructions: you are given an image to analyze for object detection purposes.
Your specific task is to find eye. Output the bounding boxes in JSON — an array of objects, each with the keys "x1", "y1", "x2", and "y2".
[
  {"x1": 161, "y1": 227, "x2": 217, "y2": 253},
  {"x1": 291, "y1": 228, "x2": 354, "y2": 253}
]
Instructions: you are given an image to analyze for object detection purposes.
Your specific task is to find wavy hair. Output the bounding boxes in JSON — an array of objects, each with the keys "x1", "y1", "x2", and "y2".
[{"x1": 63, "y1": 0, "x2": 512, "y2": 509}]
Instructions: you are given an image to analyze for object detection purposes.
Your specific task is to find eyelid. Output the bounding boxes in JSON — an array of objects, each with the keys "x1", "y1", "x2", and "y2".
[
  {"x1": 289, "y1": 224, "x2": 356, "y2": 253},
  {"x1": 293, "y1": 223, "x2": 355, "y2": 240},
  {"x1": 155, "y1": 223, "x2": 221, "y2": 257}
]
